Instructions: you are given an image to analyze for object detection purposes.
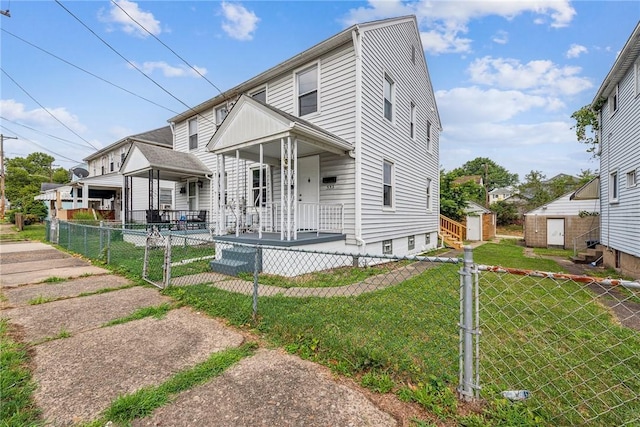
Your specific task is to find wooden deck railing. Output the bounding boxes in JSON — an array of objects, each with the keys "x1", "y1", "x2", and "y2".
[{"x1": 440, "y1": 214, "x2": 466, "y2": 242}]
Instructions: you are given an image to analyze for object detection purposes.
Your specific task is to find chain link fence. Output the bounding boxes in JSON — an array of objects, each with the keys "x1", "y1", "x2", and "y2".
[{"x1": 44, "y1": 220, "x2": 639, "y2": 424}]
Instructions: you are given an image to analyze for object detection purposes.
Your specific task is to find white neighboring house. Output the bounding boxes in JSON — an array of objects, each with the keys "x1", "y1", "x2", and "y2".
[
  {"x1": 594, "y1": 21, "x2": 640, "y2": 278},
  {"x1": 488, "y1": 187, "x2": 513, "y2": 203},
  {"x1": 125, "y1": 16, "x2": 441, "y2": 261},
  {"x1": 73, "y1": 126, "x2": 174, "y2": 221}
]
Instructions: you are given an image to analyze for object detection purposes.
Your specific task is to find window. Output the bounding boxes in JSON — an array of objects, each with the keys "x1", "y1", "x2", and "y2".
[
  {"x1": 215, "y1": 105, "x2": 228, "y2": 126},
  {"x1": 383, "y1": 74, "x2": 394, "y2": 121},
  {"x1": 408, "y1": 235, "x2": 415, "y2": 250},
  {"x1": 410, "y1": 102, "x2": 416, "y2": 139},
  {"x1": 188, "y1": 118, "x2": 198, "y2": 150},
  {"x1": 109, "y1": 154, "x2": 114, "y2": 172},
  {"x1": 251, "y1": 88, "x2": 267, "y2": 103},
  {"x1": 627, "y1": 170, "x2": 637, "y2": 188},
  {"x1": 251, "y1": 167, "x2": 268, "y2": 206},
  {"x1": 426, "y1": 178, "x2": 432, "y2": 210},
  {"x1": 610, "y1": 171, "x2": 618, "y2": 202},
  {"x1": 383, "y1": 160, "x2": 393, "y2": 207},
  {"x1": 160, "y1": 188, "x2": 172, "y2": 208},
  {"x1": 101, "y1": 166, "x2": 105, "y2": 175},
  {"x1": 383, "y1": 239, "x2": 392, "y2": 255},
  {"x1": 609, "y1": 84, "x2": 619, "y2": 115},
  {"x1": 297, "y1": 65, "x2": 318, "y2": 116},
  {"x1": 411, "y1": 45, "x2": 416, "y2": 64},
  {"x1": 426, "y1": 120, "x2": 432, "y2": 151},
  {"x1": 188, "y1": 181, "x2": 197, "y2": 210}
]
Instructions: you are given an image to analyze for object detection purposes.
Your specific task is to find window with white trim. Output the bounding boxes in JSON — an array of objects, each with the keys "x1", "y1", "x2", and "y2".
[
  {"x1": 215, "y1": 105, "x2": 228, "y2": 126},
  {"x1": 109, "y1": 153, "x2": 114, "y2": 172},
  {"x1": 610, "y1": 171, "x2": 618, "y2": 202},
  {"x1": 426, "y1": 178, "x2": 432, "y2": 210},
  {"x1": 383, "y1": 160, "x2": 394, "y2": 207},
  {"x1": 609, "y1": 84, "x2": 619, "y2": 115},
  {"x1": 160, "y1": 188, "x2": 172, "y2": 208},
  {"x1": 188, "y1": 118, "x2": 198, "y2": 150},
  {"x1": 408, "y1": 235, "x2": 415, "y2": 250},
  {"x1": 383, "y1": 74, "x2": 394, "y2": 122},
  {"x1": 251, "y1": 166, "x2": 269, "y2": 206},
  {"x1": 410, "y1": 102, "x2": 416, "y2": 140},
  {"x1": 297, "y1": 65, "x2": 318, "y2": 116},
  {"x1": 627, "y1": 169, "x2": 637, "y2": 188},
  {"x1": 411, "y1": 45, "x2": 416, "y2": 64},
  {"x1": 251, "y1": 88, "x2": 267, "y2": 103},
  {"x1": 383, "y1": 239, "x2": 393, "y2": 255},
  {"x1": 426, "y1": 120, "x2": 432, "y2": 151}
]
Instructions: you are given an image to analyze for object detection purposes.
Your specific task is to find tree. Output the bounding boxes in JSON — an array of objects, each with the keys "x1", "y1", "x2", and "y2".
[
  {"x1": 439, "y1": 169, "x2": 485, "y2": 221},
  {"x1": 516, "y1": 170, "x2": 553, "y2": 211},
  {"x1": 490, "y1": 200, "x2": 518, "y2": 226},
  {"x1": 451, "y1": 157, "x2": 519, "y2": 191},
  {"x1": 571, "y1": 99, "x2": 605, "y2": 156}
]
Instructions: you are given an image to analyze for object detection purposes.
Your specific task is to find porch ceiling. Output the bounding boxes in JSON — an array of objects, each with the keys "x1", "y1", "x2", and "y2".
[{"x1": 207, "y1": 95, "x2": 353, "y2": 162}]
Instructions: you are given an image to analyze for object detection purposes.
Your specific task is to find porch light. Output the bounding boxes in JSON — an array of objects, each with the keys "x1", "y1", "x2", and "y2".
[
  {"x1": 197, "y1": 180, "x2": 203, "y2": 188},
  {"x1": 180, "y1": 186, "x2": 186, "y2": 194}
]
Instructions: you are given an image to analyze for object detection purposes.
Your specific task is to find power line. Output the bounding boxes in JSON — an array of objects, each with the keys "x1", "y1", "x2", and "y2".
[
  {"x1": 1, "y1": 28, "x2": 180, "y2": 115},
  {"x1": 0, "y1": 67, "x2": 100, "y2": 151},
  {"x1": 0, "y1": 125, "x2": 85, "y2": 164},
  {"x1": 109, "y1": 0, "x2": 223, "y2": 95},
  {"x1": 55, "y1": 0, "x2": 217, "y2": 128},
  {"x1": 0, "y1": 115, "x2": 96, "y2": 150}
]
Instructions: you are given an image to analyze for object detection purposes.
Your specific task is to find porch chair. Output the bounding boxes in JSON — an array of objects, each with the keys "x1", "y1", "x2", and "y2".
[
  {"x1": 146, "y1": 209, "x2": 170, "y2": 228},
  {"x1": 187, "y1": 210, "x2": 207, "y2": 229}
]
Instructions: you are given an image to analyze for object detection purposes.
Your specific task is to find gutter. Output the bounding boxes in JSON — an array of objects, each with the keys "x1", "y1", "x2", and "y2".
[{"x1": 352, "y1": 26, "x2": 365, "y2": 249}]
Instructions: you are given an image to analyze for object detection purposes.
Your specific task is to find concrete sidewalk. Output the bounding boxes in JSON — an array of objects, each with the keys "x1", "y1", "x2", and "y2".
[{"x1": 1, "y1": 240, "x2": 402, "y2": 426}]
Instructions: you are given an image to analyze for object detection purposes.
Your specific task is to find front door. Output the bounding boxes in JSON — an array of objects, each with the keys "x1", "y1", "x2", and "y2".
[
  {"x1": 297, "y1": 155, "x2": 319, "y2": 230},
  {"x1": 547, "y1": 218, "x2": 565, "y2": 247}
]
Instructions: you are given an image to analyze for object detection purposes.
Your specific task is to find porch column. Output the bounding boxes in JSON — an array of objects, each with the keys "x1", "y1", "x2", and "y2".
[
  {"x1": 82, "y1": 182, "x2": 88, "y2": 209},
  {"x1": 213, "y1": 154, "x2": 219, "y2": 235},
  {"x1": 280, "y1": 138, "x2": 285, "y2": 241},
  {"x1": 72, "y1": 184, "x2": 78, "y2": 209},
  {"x1": 218, "y1": 155, "x2": 226, "y2": 235},
  {"x1": 292, "y1": 137, "x2": 298, "y2": 241},
  {"x1": 235, "y1": 150, "x2": 240, "y2": 237},
  {"x1": 259, "y1": 143, "x2": 263, "y2": 239}
]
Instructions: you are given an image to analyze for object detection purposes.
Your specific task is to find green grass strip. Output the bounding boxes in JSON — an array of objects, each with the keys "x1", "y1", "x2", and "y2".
[
  {"x1": 86, "y1": 343, "x2": 257, "y2": 425},
  {"x1": 102, "y1": 303, "x2": 174, "y2": 327},
  {"x1": 0, "y1": 318, "x2": 42, "y2": 427}
]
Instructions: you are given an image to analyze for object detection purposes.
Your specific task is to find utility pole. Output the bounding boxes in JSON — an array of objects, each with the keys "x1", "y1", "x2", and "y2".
[{"x1": 0, "y1": 134, "x2": 18, "y2": 220}]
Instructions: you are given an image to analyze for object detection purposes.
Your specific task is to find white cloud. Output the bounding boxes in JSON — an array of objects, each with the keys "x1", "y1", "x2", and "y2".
[
  {"x1": 566, "y1": 43, "x2": 588, "y2": 58},
  {"x1": 492, "y1": 30, "x2": 509, "y2": 45},
  {"x1": 220, "y1": 2, "x2": 259, "y2": 41},
  {"x1": 130, "y1": 61, "x2": 207, "y2": 78},
  {"x1": 342, "y1": 0, "x2": 575, "y2": 54},
  {"x1": 468, "y1": 56, "x2": 592, "y2": 96},
  {"x1": 0, "y1": 99, "x2": 86, "y2": 133},
  {"x1": 100, "y1": 0, "x2": 161, "y2": 37}
]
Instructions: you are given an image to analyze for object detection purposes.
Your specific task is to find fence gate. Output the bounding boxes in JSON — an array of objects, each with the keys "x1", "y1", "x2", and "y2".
[{"x1": 142, "y1": 229, "x2": 170, "y2": 289}]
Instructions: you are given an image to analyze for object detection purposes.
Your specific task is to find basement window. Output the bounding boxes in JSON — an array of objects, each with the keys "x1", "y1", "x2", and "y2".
[{"x1": 383, "y1": 239, "x2": 393, "y2": 255}]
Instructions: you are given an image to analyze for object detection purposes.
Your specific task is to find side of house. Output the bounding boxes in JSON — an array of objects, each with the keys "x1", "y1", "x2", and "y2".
[{"x1": 595, "y1": 22, "x2": 640, "y2": 277}]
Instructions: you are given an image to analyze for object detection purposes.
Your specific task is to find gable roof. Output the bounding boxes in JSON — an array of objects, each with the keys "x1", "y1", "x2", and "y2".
[
  {"x1": 84, "y1": 126, "x2": 172, "y2": 162},
  {"x1": 120, "y1": 142, "x2": 210, "y2": 181},
  {"x1": 168, "y1": 15, "x2": 441, "y2": 130},
  {"x1": 592, "y1": 21, "x2": 640, "y2": 105},
  {"x1": 570, "y1": 177, "x2": 600, "y2": 200}
]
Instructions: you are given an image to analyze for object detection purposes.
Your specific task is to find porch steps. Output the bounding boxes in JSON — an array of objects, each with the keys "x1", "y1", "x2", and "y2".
[
  {"x1": 439, "y1": 232, "x2": 463, "y2": 250},
  {"x1": 210, "y1": 246, "x2": 262, "y2": 276},
  {"x1": 571, "y1": 248, "x2": 603, "y2": 265}
]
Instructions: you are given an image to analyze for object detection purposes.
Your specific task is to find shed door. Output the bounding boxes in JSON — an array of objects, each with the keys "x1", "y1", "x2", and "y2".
[
  {"x1": 467, "y1": 215, "x2": 482, "y2": 241},
  {"x1": 547, "y1": 218, "x2": 565, "y2": 247}
]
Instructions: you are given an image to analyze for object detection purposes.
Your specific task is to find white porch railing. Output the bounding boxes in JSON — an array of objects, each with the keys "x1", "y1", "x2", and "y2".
[{"x1": 219, "y1": 202, "x2": 343, "y2": 238}]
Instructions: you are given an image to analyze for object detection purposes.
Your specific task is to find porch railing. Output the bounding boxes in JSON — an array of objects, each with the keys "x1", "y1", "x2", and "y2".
[
  {"x1": 126, "y1": 209, "x2": 210, "y2": 230},
  {"x1": 440, "y1": 214, "x2": 466, "y2": 242},
  {"x1": 220, "y1": 202, "x2": 344, "y2": 237},
  {"x1": 572, "y1": 226, "x2": 601, "y2": 257}
]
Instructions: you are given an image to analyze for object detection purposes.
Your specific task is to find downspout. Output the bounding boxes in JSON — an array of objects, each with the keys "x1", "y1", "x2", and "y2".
[{"x1": 352, "y1": 26, "x2": 365, "y2": 249}]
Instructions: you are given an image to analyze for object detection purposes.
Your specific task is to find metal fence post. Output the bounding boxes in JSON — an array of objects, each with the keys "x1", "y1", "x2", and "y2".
[
  {"x1": 459, "y1": 246, "x2": 476, "y2": 401},
  {"x1": 252, "y1": 245, "x2": 260, "y2": 321},
  {"x1": 163, "y1": 233, "x2": 172, "y2": 289},
  {"x1": 99, "y1": 221, "x2": 104, "y2": 256},
  {"x1": 107, "y1": 227, "x2": 111, "y2": 264}
]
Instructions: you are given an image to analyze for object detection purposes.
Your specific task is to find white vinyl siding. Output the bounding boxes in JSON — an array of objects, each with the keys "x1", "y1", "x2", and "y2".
[
  {"x1": 635, "y1": 59, "x2": 640, "y2": 97},
  {"x1": 599, "y1": 52, "x2": 640, "y2": 257}
]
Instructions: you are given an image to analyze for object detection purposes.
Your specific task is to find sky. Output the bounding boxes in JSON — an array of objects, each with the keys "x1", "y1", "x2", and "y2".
[{"x1": 1, "y1": 0, "x2": 639, "y2": 183}]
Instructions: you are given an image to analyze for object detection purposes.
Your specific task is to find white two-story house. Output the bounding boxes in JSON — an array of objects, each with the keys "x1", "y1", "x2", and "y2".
[
  {"x1": 123, "y1": 16, "x2": 441, "y2": 265},
  {"x1": 594, "y1": 21, "x2": 640, "y2": 278}
]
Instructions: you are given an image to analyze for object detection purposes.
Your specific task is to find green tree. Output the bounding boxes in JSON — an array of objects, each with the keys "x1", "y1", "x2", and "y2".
[
  {"x1": 571, "y1": 100, "x2": 605, "y2": 156},
  {"x1": 439, "y1": 169, "x2": 481, "y2": 221},
  {"x1": 451, "y1": 157, "x2": 519, "y2": 191},
  {"x1": 490, "y1": 200, "x2": 518, "y2": 226},
  {"x1": 516, "y1": 170, "x2": 553, "y2": 211},
  {"x1": 52, "y1": 168, "x2": 70, "y2": 183}
]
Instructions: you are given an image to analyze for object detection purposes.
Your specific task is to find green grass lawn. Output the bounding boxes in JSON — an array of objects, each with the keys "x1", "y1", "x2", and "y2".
[{"x1": 0, "y1": 223, "x2": 46, "y2": 242}]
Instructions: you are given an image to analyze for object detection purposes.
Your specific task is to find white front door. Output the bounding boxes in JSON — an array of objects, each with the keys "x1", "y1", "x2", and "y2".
[
  {"x1": 297, "y1": 155, "x2": 319, "y2": 230},
  {"x1": 547, "y1": 218, "x2": 565, "y2": 247}
]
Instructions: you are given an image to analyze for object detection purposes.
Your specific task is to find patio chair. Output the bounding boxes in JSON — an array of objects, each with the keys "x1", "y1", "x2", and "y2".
[
  {"x1": 187, "y1": 210, "x2": 207, "y2": 229},
  {"x1": 146, "y1": 209, "x2": 170, "y2": 227}
]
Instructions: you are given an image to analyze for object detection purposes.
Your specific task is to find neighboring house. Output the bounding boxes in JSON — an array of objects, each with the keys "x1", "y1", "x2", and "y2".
[
  {"x1": 123, "y1": 15, "x2": 441, "y2": 269},
  {"x1": 523, "y1": 185, "x2": 601, "y2": 249},
  {"x1": 453, "y1": 175, "x2": 484, "y2": 187},
  {"x1": 463, "y1": 201, "x2": 496, "y2": 242},
  {"x1": 488, "y1": 187, "x2": 513, "y2": 203},
  {"x1": 34, "y1": 182, "x2": 100, "y2": 219},
  {"x1": 593, "y1": 21, "x2": 640, "y2": 278},
  {"x1": 73, "y1": 126, "x2": 174, "y2": 221}
]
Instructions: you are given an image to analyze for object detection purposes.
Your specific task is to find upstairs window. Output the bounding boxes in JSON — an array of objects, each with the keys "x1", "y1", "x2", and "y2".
[
  {"x1": 627, "y1": 169, "x2": 637, "y2": 188},
  {"x1": 426, "y1": 178, "x2": 432, "y2": 210},
  {"x1": 410, "y1": 102, "x2": 416, "y2": 140},
  {"x1": 297, "y1": 65, "x2": 318, "y2": 116},
  {"x1": 188, "y1": 118, "x2": 198, "y2": 150},
  {"x1": 383, "y1": 74, "x2": 394, "y2": 122},
  {"x1": 411, "y1": 45, "x2": 416, "y2": 64},
  {"x1": 251, "y1": 88, "x2": 267, "y2": 103},
  {"x1": 426, "y1": 120, "x2": 432, "y2": 151},
  {"x1": 215, "y1": 105, "x2": 228, "y2": 126},
  {"x1": 609, "y1": 84, "x2": 619, "y2": 115},
  {"x1": 383, "y1": 160, "x2": 394, "y2": 207}
]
